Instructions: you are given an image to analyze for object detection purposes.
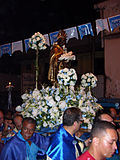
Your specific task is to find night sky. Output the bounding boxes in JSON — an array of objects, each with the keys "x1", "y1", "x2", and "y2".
[{"x1": 0, "y1": 0, "x2": 100, "y2": 45}]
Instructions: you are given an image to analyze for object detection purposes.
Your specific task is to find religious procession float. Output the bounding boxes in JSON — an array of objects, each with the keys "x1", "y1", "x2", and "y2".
[{"x1": 16, "y1": 31, "x2": 103, "y2": 133}]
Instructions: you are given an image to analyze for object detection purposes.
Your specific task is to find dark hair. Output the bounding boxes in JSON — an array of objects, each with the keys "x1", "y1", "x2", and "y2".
[
  {"x1": 13, "y1": 114, "x2": 23, "y2": 122},
  {"x1": 90, "y1": 121, "x2": 117, "y2": 140},
  {"x1": 22, "y1": 117, "x2": 37, "y2": 127},
  {"x1": 93, "y1": 109, "x2": 113, "y2": 124},
  {"x1": 63, "y1": 107, "x2": 82, "y2": 126}
]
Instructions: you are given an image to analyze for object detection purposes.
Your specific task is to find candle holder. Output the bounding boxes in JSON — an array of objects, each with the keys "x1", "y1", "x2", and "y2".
[{"x1": 6, "y1": 82, "x2": 14, "y2": 110}]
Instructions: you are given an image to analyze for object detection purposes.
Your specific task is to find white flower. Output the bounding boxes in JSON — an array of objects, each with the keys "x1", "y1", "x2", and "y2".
[
  {"x1": 31, "y1": 44, "x2": 37, "y2": 49},
  {"x1": 33, "y1": 39, "x2": 36, "y2": 43},
  {"x1": 88, "y1": 123, "x2": 92, "y2": 130},
  {"x1": 64, "y1": 80, "x2": 68, "y2": 86},
  {"x1": 41, "y1": 101, "x2": 45, "y2": 106},
  {"x1": 55, "y1": 95, "x2": 60, "y2": 102},
  {"x1": 36, "y1": 37, "x2": 40, "y2": 41},
  {"x1": 49, "y1": 98, "x2": 56, "y2": 107},
  {"x1": 52, "y1": 106, "x2": 59, "y2": 113},
  {"x1": 63, "y1": 68, "x2": 69, "y2": 72},
  {"x1": 32, "y1": 109, "x2": 38, "y2": 117},
  {"x1": 73, "y1": 74, "x2": 77, "y2": 80},
  {"x1": 64, "y1": 75, "x2": 70, "y2": 82},
  {"x1": 81, "y1": 72, "x2": 97, "y2": 88},
  {"x1": 70, "y1": 81, "x2": 75, "y2": 86},
  {"x1": 21, "y1": 93, "x2": 29, "y2": 100},
  {"x1": 29, "y1": 32, "x2": 46, "y2": 51},
  {"x1": 59, "y1": 101, "x2": 66, "y2": 110},
  {"x1": 32, "y1": 89, "x2": 40, "y2": 99},
  {"x1": 80, "y1": 107, "x2": 87, "y2": 112},
  {"x1": 78, "y1": 100, "x2": 83, "y2": 107},
  {"x1": 87, "y1": 78, "x2": 91, "y2": 82},
  {"x1": 15, "y1": 105, "x2": 23, "y2": 112},
  {"x1": 57, "y1": 68, "x2": 77, "y2": 86},
  {"x1": 67, "y1": 71, "x2": 72, "y2": 76},
  {"x1": 82, "y1": 74, "x2": 87, "y2": 79},
  {"x1": 70, "y1": 68, "x2": 75, "y2": 73},
  {"x1": 42, "y1": 106, "x2": 48, "y2": 113},
  {"x1": 43, "y1": 121, "x2": 48, "y2": 127}
]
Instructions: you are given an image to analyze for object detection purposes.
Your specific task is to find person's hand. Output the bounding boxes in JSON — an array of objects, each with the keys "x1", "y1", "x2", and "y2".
[
  {"x1": 84, "y1": 138, "x2": 91, "y2": 147},
  {"x1": 75, "y1": 130, "x2": 84, "y2": 138},
  {"x1": 7, "y1": 120, "x2": 15, "y2": 129},
  {"x1": 4, "y1": 120, "x2": 9, "y2": 130},
  {"x1": 4, "y1": 120, "x2": 15, "y2": 131}
]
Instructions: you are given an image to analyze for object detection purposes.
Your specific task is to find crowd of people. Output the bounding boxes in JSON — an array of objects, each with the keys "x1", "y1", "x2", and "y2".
[{"x1": 0, "y1": 106, "x2": 119, "y2": 160}]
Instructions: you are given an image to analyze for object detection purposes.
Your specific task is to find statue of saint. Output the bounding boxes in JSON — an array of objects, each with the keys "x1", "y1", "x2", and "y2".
[{"x1": 48, "y1": 30, "x2": 67, "y2": 85}]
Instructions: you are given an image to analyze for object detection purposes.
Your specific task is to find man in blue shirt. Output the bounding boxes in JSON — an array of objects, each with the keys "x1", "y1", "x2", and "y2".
[
  {"x1": 0, "y1": 117, "x2": 50, "y2": 160},
  {"x1": 46, "y1": 107, "x2": 83, "y2": 160}
]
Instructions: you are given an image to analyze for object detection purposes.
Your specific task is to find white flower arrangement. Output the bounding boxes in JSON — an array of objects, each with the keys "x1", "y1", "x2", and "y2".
[
  {"x1": 58, "y1": 51, "x2": 76, "y2": 62},
  {"x1": 77, "y1": 90, "x2": 103, "y2": 129},
  {"x1": 20, "y1": 85, "x2": 78, "y2": 130},
  {"x1": 81, "y1": 73, "x2": 97, "y2": 88},
  {"x1": 18, "y1": 69, "x2": 102, "y2": 130},
  {"x1": 29, "y1": 32, "x2": 47, "y2": 50},
  {"x1": 57, "y1": 68, "x2": 77, "y2": 86}
]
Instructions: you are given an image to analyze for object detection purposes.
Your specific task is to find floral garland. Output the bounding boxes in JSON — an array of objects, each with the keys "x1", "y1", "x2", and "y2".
[
  {"x1": 81, "y1": 72, "x2": 97, "y2": 88},
  {"x1": 29, "y1": 32, "x2": 47, "y2": 50},
  {"x1": 57, "y1": 68, "x2": 77, "y2": 86}
]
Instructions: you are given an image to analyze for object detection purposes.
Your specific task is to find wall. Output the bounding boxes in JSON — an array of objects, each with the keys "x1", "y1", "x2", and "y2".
[
  {"x1": 105, "y1": 37, "x2": 120, "y2": 98},
  {"x1": 96, "y1": 0, "x2": 120, "y2": 98},
  {"x1": 95, "y1": 0, "x2": 120, "y2": 18}
]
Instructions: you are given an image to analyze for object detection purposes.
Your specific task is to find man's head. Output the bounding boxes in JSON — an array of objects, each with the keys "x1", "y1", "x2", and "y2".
[
  {"x1": 5, "y1": 110, "x2": 12, "y2": 120},
  {"x1": 94, "y1": 111, "x2": 114, "y2": 125},
  {"x1": 21, "y1": 117, "x2": 36, "y2": 140},
  {"x1": 13, "y1": 115, "x2": 23, "y2": 131},
  {"x1": 100, "y1": 113, "x2": 114, "y2": 124},
  {"x1": 0, "y1": 110, "x2": 4, "y2": 126},
  {"x1": 109, "y1": 108, "x2": 117, "y2": 119},
  {"x1": 90, "y1": 121, "x2": 118, "y2": 159},
  {"x1": 63, "y1": 107, "x2": 82, "y2": 133}
]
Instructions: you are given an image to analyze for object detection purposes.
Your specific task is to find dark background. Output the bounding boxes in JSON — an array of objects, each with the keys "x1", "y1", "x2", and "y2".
[
  {"x1": 0, "y1": 0, "x2": 104, "y2": 110},
  {"x1": 0, "y1": 0, "x2": 101, "y2": 45}
]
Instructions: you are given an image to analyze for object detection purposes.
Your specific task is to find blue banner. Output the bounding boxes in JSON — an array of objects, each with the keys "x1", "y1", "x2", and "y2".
[
  {"x1": 108, "y1": 14, "x2": 120, "y2": 32},
  {"x1": 0, "y1": 43, "x2": 12, "y2": 56},
  {"x1": 64, "y1": 26, "x2": 78, "y2": 43},
  {"x1": 49, "y1": 31, "x2": 59, "y2": 45},
  {"x1": 78, "y1": 23, "x2": 94, "y2": 39},
  {"x1": 24, "y1": 38, "x2": 30, "y2": 52},
  {"x1": 96, "y1": 19, "x2": 110, "y2": 35},
  {"x1": 44, "y1": 34, "x2": 50, "y2": 46},
  {"x1": 12, "y1": 40, "x2": 23, "y2": 53}
]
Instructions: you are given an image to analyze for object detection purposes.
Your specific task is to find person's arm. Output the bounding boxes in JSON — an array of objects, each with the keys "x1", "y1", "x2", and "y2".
[
  {"x1": 33, "y1": 133, "x2": 50, "y2": 152},
  {"x1": 0, "y1": 139, "x2": 26, "y2": 160},
  {"x1": 2, "y1": 120, "x2": 15, "y2": 137},
  {"x1": 0, "y1": 143, "x2": 16, "y2": 160},
  {"x1": 2, "y1": 120, "x2": 9, "y2": 137}
]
